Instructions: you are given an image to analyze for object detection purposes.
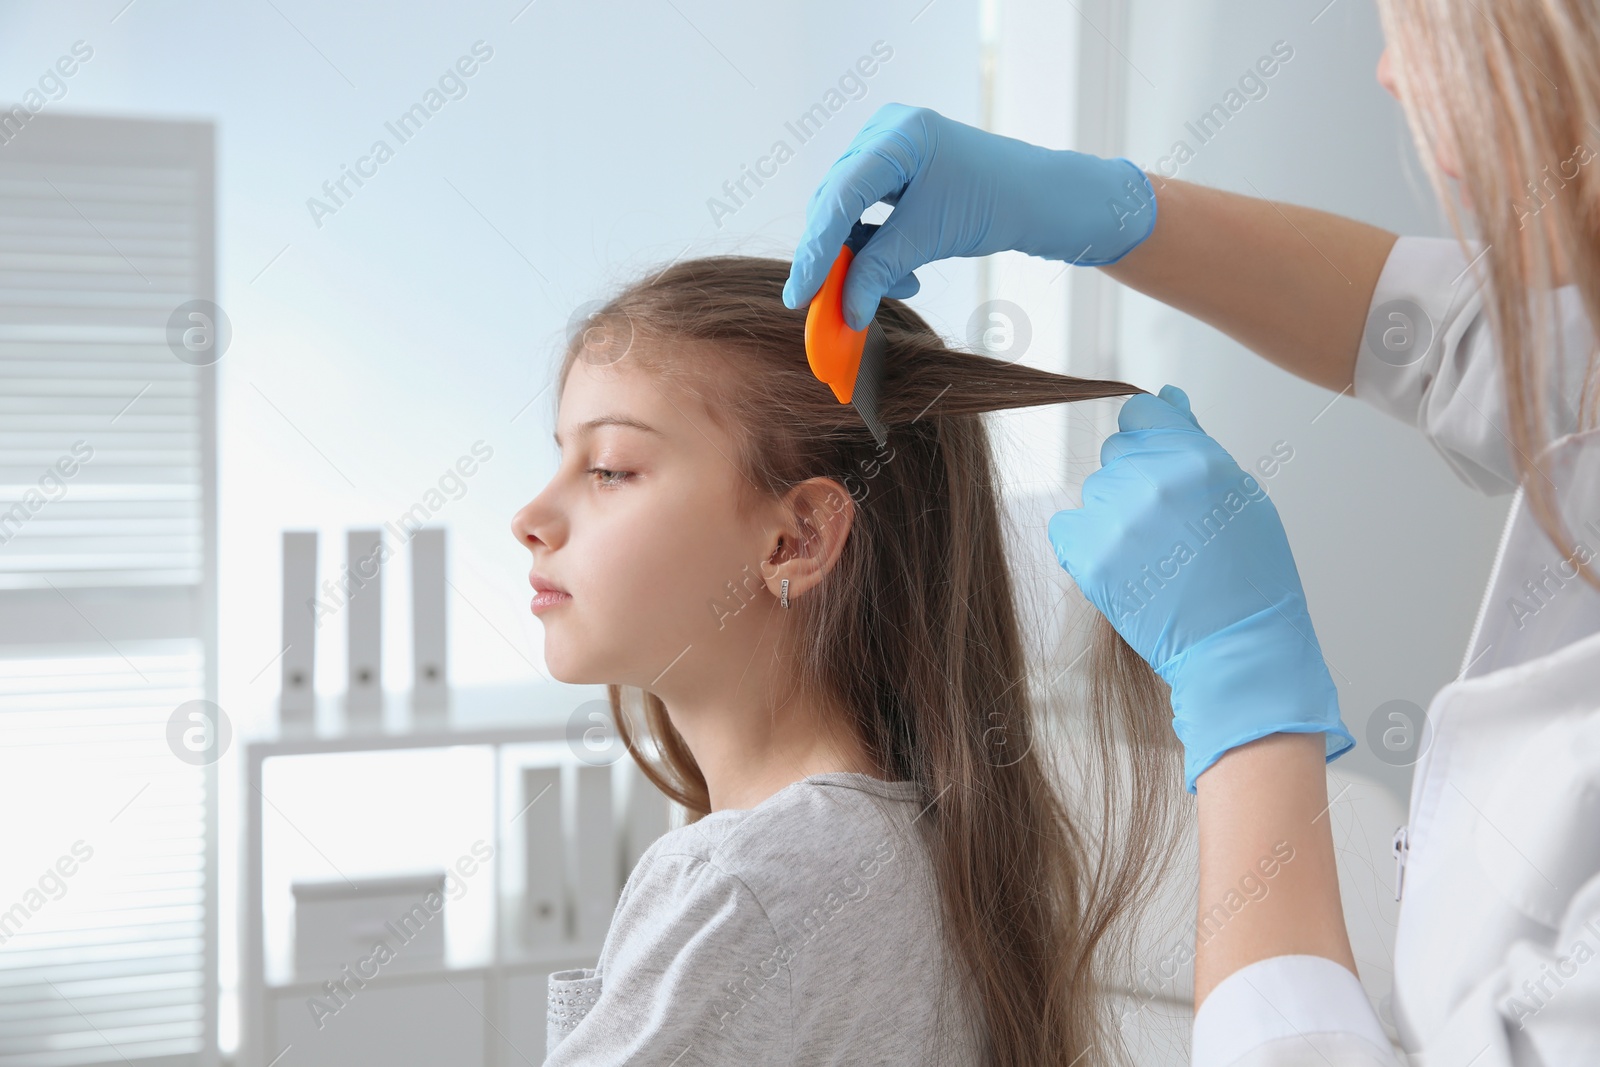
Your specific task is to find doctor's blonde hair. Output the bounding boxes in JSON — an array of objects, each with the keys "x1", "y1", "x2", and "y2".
[
  {"x1": 558, "y1": 257, "x2": 1185, "y2": 1067},
  {"x1": 1377, "y1": 0, "x2": 1600, "y2": 589}
]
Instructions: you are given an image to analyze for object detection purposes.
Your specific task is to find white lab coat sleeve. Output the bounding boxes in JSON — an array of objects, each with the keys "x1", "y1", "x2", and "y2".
[
  {"x1": 1351, "y1": 235, "x2": 1591, "y2": 496},
  {"x1": 1191, "y1": 955, "x2": 1402, "y2": 1066}
]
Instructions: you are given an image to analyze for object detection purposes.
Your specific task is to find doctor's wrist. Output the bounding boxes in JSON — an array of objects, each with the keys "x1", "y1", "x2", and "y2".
[
  {"x1": 1035, "y1": 151, "x2": 1158, "y2": 267},
  {"x1": 1191, "y1": 731, "x2": 1359, "y2": 1005},
  {"x1": 1159, "y1": 622, "x2": 1352, "y2": 793}
]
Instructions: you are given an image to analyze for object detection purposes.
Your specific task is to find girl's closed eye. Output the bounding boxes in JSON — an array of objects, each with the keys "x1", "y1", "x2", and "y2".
[{"x1": 585, "y1": 465, "x2": 632, "y2": 488}]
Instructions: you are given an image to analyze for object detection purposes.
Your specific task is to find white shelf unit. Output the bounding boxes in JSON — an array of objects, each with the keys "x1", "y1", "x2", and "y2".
[{"x1": 240, "y1": 704, "x2": 672, "y2": 1067}]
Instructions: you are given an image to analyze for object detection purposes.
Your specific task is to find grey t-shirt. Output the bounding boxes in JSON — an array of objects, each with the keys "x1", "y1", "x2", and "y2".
[{"x1": 543, "y1": 771, "x2": 985, "y2": 1065}]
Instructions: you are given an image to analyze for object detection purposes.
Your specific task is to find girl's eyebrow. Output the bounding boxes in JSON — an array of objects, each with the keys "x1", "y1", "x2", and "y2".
[{"x1": 553, "y1": 415, "x2": 664, "y2": 449}]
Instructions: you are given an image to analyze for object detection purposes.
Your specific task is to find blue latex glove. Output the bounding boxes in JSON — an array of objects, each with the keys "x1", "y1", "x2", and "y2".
[
  {"x1": 1048, "y1": 385, "x2": 1354, "y2": 793},
  {"x1": 782, "y1": 103, "x2": 1158, "y2": 329}
]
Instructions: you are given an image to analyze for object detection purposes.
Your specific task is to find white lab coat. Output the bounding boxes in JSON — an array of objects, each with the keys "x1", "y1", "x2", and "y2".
[{"x1": 1190, "y1": 235, "x2": 1600, "y2": 1067}]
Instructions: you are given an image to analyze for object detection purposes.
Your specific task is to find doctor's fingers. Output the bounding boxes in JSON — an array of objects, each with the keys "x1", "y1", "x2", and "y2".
[
  {"x1": 783, "y1": 139, "x2": 920, "y2": 311},
  {"x1": 841, "y1": 221, "x2": 933, "y2": 329},
  {"x1": 1116, "y1": 386, "x2": 1204, "y2": 434},
  {"x1": 1095, "y1": 417, "x2": 1210, "y2": 481},
  {"x1": 1072, "y1": 451, "x2": 1170, "y2": 522},
  {"x1": 1045, "y1": 507, "x2": 1102, "y2": 579},
  {"x1": 883, "y1": 272, "x2": 922, "y2": 300}
]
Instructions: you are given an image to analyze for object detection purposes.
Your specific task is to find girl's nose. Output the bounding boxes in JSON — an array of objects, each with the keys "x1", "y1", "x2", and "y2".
[
  {"x1": 1375, "y1": 48, "x2": 1398, "y2": 101},
  {"x1": 511, "y1": 497, "x2": 549, "y2": 550}
]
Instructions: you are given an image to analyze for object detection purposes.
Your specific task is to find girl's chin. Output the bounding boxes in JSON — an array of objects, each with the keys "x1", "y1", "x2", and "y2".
[
  {"x1": 545, "y1": 656, "x2": 597, "y2": 687},
  {"x1": 542, "y1": 645, "x2": 627, "y2": 688}
]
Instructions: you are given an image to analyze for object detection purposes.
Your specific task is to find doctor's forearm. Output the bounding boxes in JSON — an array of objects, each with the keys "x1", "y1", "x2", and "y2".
[
  {"x1": 1192, "y1": 731, "x2": 1358, "y2": 1009},
  {"x1": 1101, "y1": 175, "x2": 1399, "y2": 394}
]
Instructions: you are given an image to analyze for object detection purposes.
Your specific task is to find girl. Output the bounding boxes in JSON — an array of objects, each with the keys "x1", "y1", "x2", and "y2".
[{"x1": 510, "y1": 256, "x2": 1200, "y2": 1066}]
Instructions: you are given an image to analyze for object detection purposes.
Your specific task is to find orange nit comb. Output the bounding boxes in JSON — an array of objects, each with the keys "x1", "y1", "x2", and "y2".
[
  {"x1": 804, "y1": 244, "x2": 868, "y2": 404},
  {"x1": 803, "y1": 229, "x2": 889, "y2": 447}
]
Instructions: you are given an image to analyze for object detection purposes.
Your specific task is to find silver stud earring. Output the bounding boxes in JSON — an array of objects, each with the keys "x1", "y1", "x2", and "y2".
[{"x1": 779, "y1": 579, "x2": 789, "y2": 609}]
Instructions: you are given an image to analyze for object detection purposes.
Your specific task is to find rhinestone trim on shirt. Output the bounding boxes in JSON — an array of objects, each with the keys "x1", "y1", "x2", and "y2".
[{"x1": 548, "y1": 976, "x2": 603, "y2": 1030}]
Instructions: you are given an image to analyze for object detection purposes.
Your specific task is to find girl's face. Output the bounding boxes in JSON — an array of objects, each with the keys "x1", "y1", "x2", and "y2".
[{"x1": 510, "y1": 351, "x2": 783, "y2": 689}]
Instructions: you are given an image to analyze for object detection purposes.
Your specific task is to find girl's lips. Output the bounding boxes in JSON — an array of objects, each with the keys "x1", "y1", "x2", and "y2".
[
  {"x1": 528, "y1": 570, "x2": 569, "y2": 611},
  {"x1": 531, "y1": 590, "x2": 573, "y2": 613}
]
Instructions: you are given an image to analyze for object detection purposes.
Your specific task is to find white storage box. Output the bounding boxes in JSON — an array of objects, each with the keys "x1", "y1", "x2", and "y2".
[{"x1": 292, "y1": 871, "x2": 448, "y2": 978}]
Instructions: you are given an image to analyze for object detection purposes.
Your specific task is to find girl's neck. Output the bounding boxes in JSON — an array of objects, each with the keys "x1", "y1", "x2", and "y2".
[{"x1": 664, "y1": 689, "x2": 882, "y2": 813}]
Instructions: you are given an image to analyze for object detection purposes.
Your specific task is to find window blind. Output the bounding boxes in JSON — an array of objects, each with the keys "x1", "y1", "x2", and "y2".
[{"x1": 0, "y1": 113, "x2": 217, "y2": 1067}]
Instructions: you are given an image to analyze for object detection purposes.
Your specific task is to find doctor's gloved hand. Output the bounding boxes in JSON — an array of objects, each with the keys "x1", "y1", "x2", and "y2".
[
  {"x1": 1048, "y1": 385, "x2": 1355, "y2": 793},
  {"x1": 782, "y1": 103, "x2": 1158, "y2": 330}
]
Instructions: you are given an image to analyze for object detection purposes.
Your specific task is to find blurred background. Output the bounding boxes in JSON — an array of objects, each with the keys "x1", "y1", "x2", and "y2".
[{"x1": 0, "y1": 0, "x2": 1506, "y2": 1064}]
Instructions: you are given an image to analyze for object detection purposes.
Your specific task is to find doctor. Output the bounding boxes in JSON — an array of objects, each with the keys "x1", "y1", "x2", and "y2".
[{"x1": 782, "y1": 4, "x2": 1600, "y2": 1066}]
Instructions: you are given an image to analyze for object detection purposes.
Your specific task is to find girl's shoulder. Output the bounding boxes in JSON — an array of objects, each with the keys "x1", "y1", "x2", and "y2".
[
  {"x1": 636, "y1": 772, "x2": 928, "y2": 893},
  {"x1": 623, "y1": 771, "x2": 942, "y2": 963}
]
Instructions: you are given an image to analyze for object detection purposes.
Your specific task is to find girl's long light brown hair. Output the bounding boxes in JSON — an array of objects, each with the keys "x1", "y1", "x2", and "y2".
[
  {"x1": 556, "y1": 256, "x2": 1184, "y2": 1067},
  {"x1": 1377, "y1": 0, "x2": 1600, "y2": 590}
]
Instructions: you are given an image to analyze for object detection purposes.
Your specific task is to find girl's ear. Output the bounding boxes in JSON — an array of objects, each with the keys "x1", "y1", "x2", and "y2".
[{"x1": 761, "y1": 477, "x2": 855, "y2": 603}]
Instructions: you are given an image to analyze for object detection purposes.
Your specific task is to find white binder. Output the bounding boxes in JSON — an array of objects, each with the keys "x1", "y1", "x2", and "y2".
[
  {"x1": 410, "y1": 527, "x2": 449, "y2": 725},
  {"x1": 279, "y1": 530, "x2": 318, "y2": 732},
  {"x1": 520, "y1": 765, "x2": 565, "y2": 948},
  {"x1": 567, "y1": 762, "x2": 618, "y2": 945},
  {"x1": 345, "y1": 528, "x2": 384, "y2": 730}
]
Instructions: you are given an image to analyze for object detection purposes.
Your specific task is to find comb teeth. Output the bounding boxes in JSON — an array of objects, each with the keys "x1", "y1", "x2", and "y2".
[{"x1": 852, "y1": 320, "x2": 889, "y2": 448}]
